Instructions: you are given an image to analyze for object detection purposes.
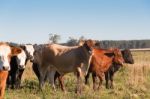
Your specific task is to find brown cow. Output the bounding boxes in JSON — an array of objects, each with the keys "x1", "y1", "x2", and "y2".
[
  {"x1": 33, "y1": 40, "x2": 96, "y2": 94},
  {"x1": 105, "y1": 49, "x2": 134, "y2": 89},
  {"x1": 0, "y1": 42, "x2": 22, "y2": 99},
  {"x1": 85, "y1": 48, "x2": 124, "y2": 90}
]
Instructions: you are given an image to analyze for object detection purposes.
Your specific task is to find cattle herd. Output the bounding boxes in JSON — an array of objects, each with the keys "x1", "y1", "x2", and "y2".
[{"x1": 0, "y1": 39, "x2": 134, "y2": 98}]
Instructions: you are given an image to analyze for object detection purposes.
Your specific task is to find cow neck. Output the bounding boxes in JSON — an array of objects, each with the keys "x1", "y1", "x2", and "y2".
[
  {"x1": 83, "y1": 44, "x2": 92, "y2": 55},
  {"x1": 79, "y1": 46, "x2": 91, "y2": 63},
  {"x1": 25, "y1": 58, "x2": 28, "y2": 65}
]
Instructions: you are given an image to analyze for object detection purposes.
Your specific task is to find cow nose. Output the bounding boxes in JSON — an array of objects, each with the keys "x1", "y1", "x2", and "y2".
[
  {"x1": 118, "y1": 60, "x2": 124, "y2": 66},
  {"x1": 29, "y1": 56, "x2": 34, "y2": 62},
  {"x1": 120, "y1": 62, "x2": 124, "y2": 66},
  {"x1": 30, "y1": 59, "x2": 34, "y2": 62},
  {"x1": 131, "y1": 60, "x2": 134, "y2": 64},
  {"x1": 18, "y1": 65, "x2": 25, "y2": 70},
  {"x1": 3, "y1": 66, "x2": 10, "y2": 71}
]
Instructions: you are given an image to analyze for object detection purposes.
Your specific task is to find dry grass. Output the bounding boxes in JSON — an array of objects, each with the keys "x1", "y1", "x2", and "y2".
[
  {"x1": 128, "y1": 51, "x2": 150, "y2": 86},
  {"x1": 4, "y1": 51, "x2": 150, "y2": 99},
  {"x1": 124, "y1": 51, "x2": 150, "y2": 98}
]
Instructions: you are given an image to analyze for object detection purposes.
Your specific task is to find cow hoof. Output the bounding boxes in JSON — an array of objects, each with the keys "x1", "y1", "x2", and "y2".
[
  {"x1": 85, "y1": 81, "x2": 90, "y2": 85},
  {"x1": 63, "y1": 90, "x2": 67, "y2": 94},
  {"x1": 53, "y1": 88, "x2": 56, "y2": 92},
  {"x1": 110, "y1": 86, "x2": 114, "y2": 89},
  {"x1": 93, "y1": 86, "x2": 97, "y2": 91},
  {"x1": 106, "y1": 86, "x2": 110, "y2": 89},
  {"x1": 76, "y1": 91, "x2": 81, "y2": 95},
  {"x1": 98, "y1": 86, "x2": 102, "y2": 90},
  {"x1": 75, "y1": 89, "x2": 81, "y2": 95}
]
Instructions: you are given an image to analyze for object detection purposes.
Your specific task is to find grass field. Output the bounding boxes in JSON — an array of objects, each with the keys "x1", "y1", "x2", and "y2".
[{"x1": 5, "y1": 51, "x2": 150, "y2": 99}]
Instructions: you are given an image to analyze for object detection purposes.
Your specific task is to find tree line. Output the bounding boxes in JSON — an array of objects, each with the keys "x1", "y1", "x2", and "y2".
[
  {"x1": 97, "y1": 40, "x2": 150, "y2": 49},
  {"x1": 7, "y1": 34, "x2": 150, "y2": 49},
  {"x1": 65, "y1": 39, "x2": 150, "y2": 49}
]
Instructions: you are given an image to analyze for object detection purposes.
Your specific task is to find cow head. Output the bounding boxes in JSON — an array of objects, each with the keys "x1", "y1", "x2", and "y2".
[
  {"x1": 0, "y1": 43, "x2": 22, "y2": 71},
  {"x1": 106, "y1": 48, "x2": 124, "y2": 66},
  {"x1": 121, "y1": 49, "x2": 134, "y2": 64},
  {"x1": 113, "y1": 48, "x2": 124, "y2": 66},
  {"x1": 16, "y1": 49, "x2": 27, "y2": 69},
  {"x1": 83, "y1": 39, "x2": 96, "y2": 54},
  {"x1": 20, "y1": 44, "x2": 35, "y2": 62}
]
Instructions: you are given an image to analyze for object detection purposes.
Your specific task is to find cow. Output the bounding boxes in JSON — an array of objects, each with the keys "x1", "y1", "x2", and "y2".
[
  {"x1": 0, "y1": 42, "x2": 22, "y2": 99},
  {"x1": 33, "y1": 40, "x2": 96, "y2": 94},
  {"x1": 85, "y1": 48, "x2": 124, "y2": 90},
  {"x1": 105, "y1": 49, "x2": 134, "y2": 89},
  {"x1": 7, "y1": 47, "x2": 27, "y2": 89},
  {"x1": 6, "y1": 44, "x2": 35, "y2": 89}
]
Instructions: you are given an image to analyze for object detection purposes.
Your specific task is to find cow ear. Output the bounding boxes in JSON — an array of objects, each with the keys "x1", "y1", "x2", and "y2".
[
  {"x1": 105, "y1": 52, "x2": 114, "y2": 57},
  {"x1": 85, "y1": 39, "x2": 96, "y2": 48},
  {"x1": 11, "y1": 47, "x2": 22, "y2": 56},
  {"x1": 78, "y1": 40, "x2": 85, "y2": 46},
  {"x1": 20, "y1": 45, "x2": 26, "y2": 51}
]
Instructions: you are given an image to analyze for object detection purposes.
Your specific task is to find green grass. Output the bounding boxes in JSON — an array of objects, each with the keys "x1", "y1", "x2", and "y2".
[{"x1": 4, "y1": 51, "x2": 150, "y2": 99}]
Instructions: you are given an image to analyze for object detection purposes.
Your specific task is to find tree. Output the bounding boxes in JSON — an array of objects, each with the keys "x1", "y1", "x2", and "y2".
[
  {"x1": 79, "y1": 36, "x2": 86, "y2": 41},
  {"x1": 66, "y1": 37, "x2": 78, "y2": 46},
  {"x1": 49, "y1": 33, "x2": 61, "y2": 43}
]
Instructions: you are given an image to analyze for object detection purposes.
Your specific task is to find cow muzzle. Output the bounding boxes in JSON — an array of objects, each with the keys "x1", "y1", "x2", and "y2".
[
  {"x1": 119, "y1": 62, "x2": 124, "y2": 66},
  {"x1": 18, "y1": 65, "x2": 25, "y2": 70},
  {"x1": 2, "y1": 66, "x2": 10, "y2": 71}
]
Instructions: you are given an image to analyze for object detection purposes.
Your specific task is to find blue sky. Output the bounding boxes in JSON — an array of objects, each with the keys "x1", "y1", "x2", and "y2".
[{"x1": 0, "y1": 0, "x2": 150, "y2": 44}]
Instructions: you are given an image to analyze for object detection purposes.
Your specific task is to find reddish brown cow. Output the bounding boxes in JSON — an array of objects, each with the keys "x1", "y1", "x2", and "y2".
[
  {"x1": 85, "y1": 48, "x2": 124, "y2": 90},
  {"x1": 105, "y1": 49, "x2": 134, "y2": 89},
  {"x1": 0, "y1": 42, "x2": 22, "y2": 99}
]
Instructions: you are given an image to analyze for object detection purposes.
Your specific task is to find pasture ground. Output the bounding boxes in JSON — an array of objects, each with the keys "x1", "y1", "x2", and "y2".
[{"x1": 5, "y1": 51, "x2": 150, "y2": 99}]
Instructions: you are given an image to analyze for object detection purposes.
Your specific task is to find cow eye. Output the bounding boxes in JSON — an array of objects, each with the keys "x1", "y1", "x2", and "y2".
[{"x1": 0, "y1": 56, "x2": 4, "y2": 60}]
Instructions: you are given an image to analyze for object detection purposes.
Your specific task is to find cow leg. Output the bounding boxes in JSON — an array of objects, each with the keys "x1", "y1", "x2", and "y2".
[
  {"x1": 39, "y1": 67, "x2": 47, "y2": 89},
  {"x1": 110, "y1": 73, "x2": 114, "y2": 89},
  {"x1": 97, "y1": 74, "x2": 103, "y2": 90},
  {"x1": 92, "y1": 72, "x2": 97, "y2": 91},
  {"x1": 39, "y1": 76, "x2": 45, "y2": 89},
  {"x1": 85, "y1": 71, "x2": 90, "y2": 85},
  {"x1": 48, "y1": 70, "x2": 56, "y2": 91},
  {"x1": 76, "y1": 67, "x2": 82, "y2": 94},
  {"x1": 33, "y1": 63, "x2": 48, "y2": 86},
  {"x1": 105, "y1": 71, "x2": 109, "y2": 89},
  {"x1": 15, "y1": 70, "x2": 20, "y2": 88},
  {"x1": 0, "y1": 81, "x2": 6, "y2": 99},
  {"x1": 44, "y1": 71, "x2": 49, "y2": 82},
  {"x1": 0, "y1": 71, "x2": 8, "y2": 99},
  {"x1": 54, "y1": 72, "x2": 66, "y2": 92},
  {"x1": 11, "y1": 72, "x2": 17, "y2": 89},
  {"x1": 6, "y1": 75, "x2": 11, "y2": 89},
  {"x1": 32, "y1": 63, "x2": 40, "y2": 81},
  {"x1": 58, "y1": 75, "x2": 66, "y2": 92},
  {"x1": 16, "y1": 69, "x2": 24, "y2": 88},
  {"x1": 54, "y1": 71, "x2": 60, "y2": 85}
]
